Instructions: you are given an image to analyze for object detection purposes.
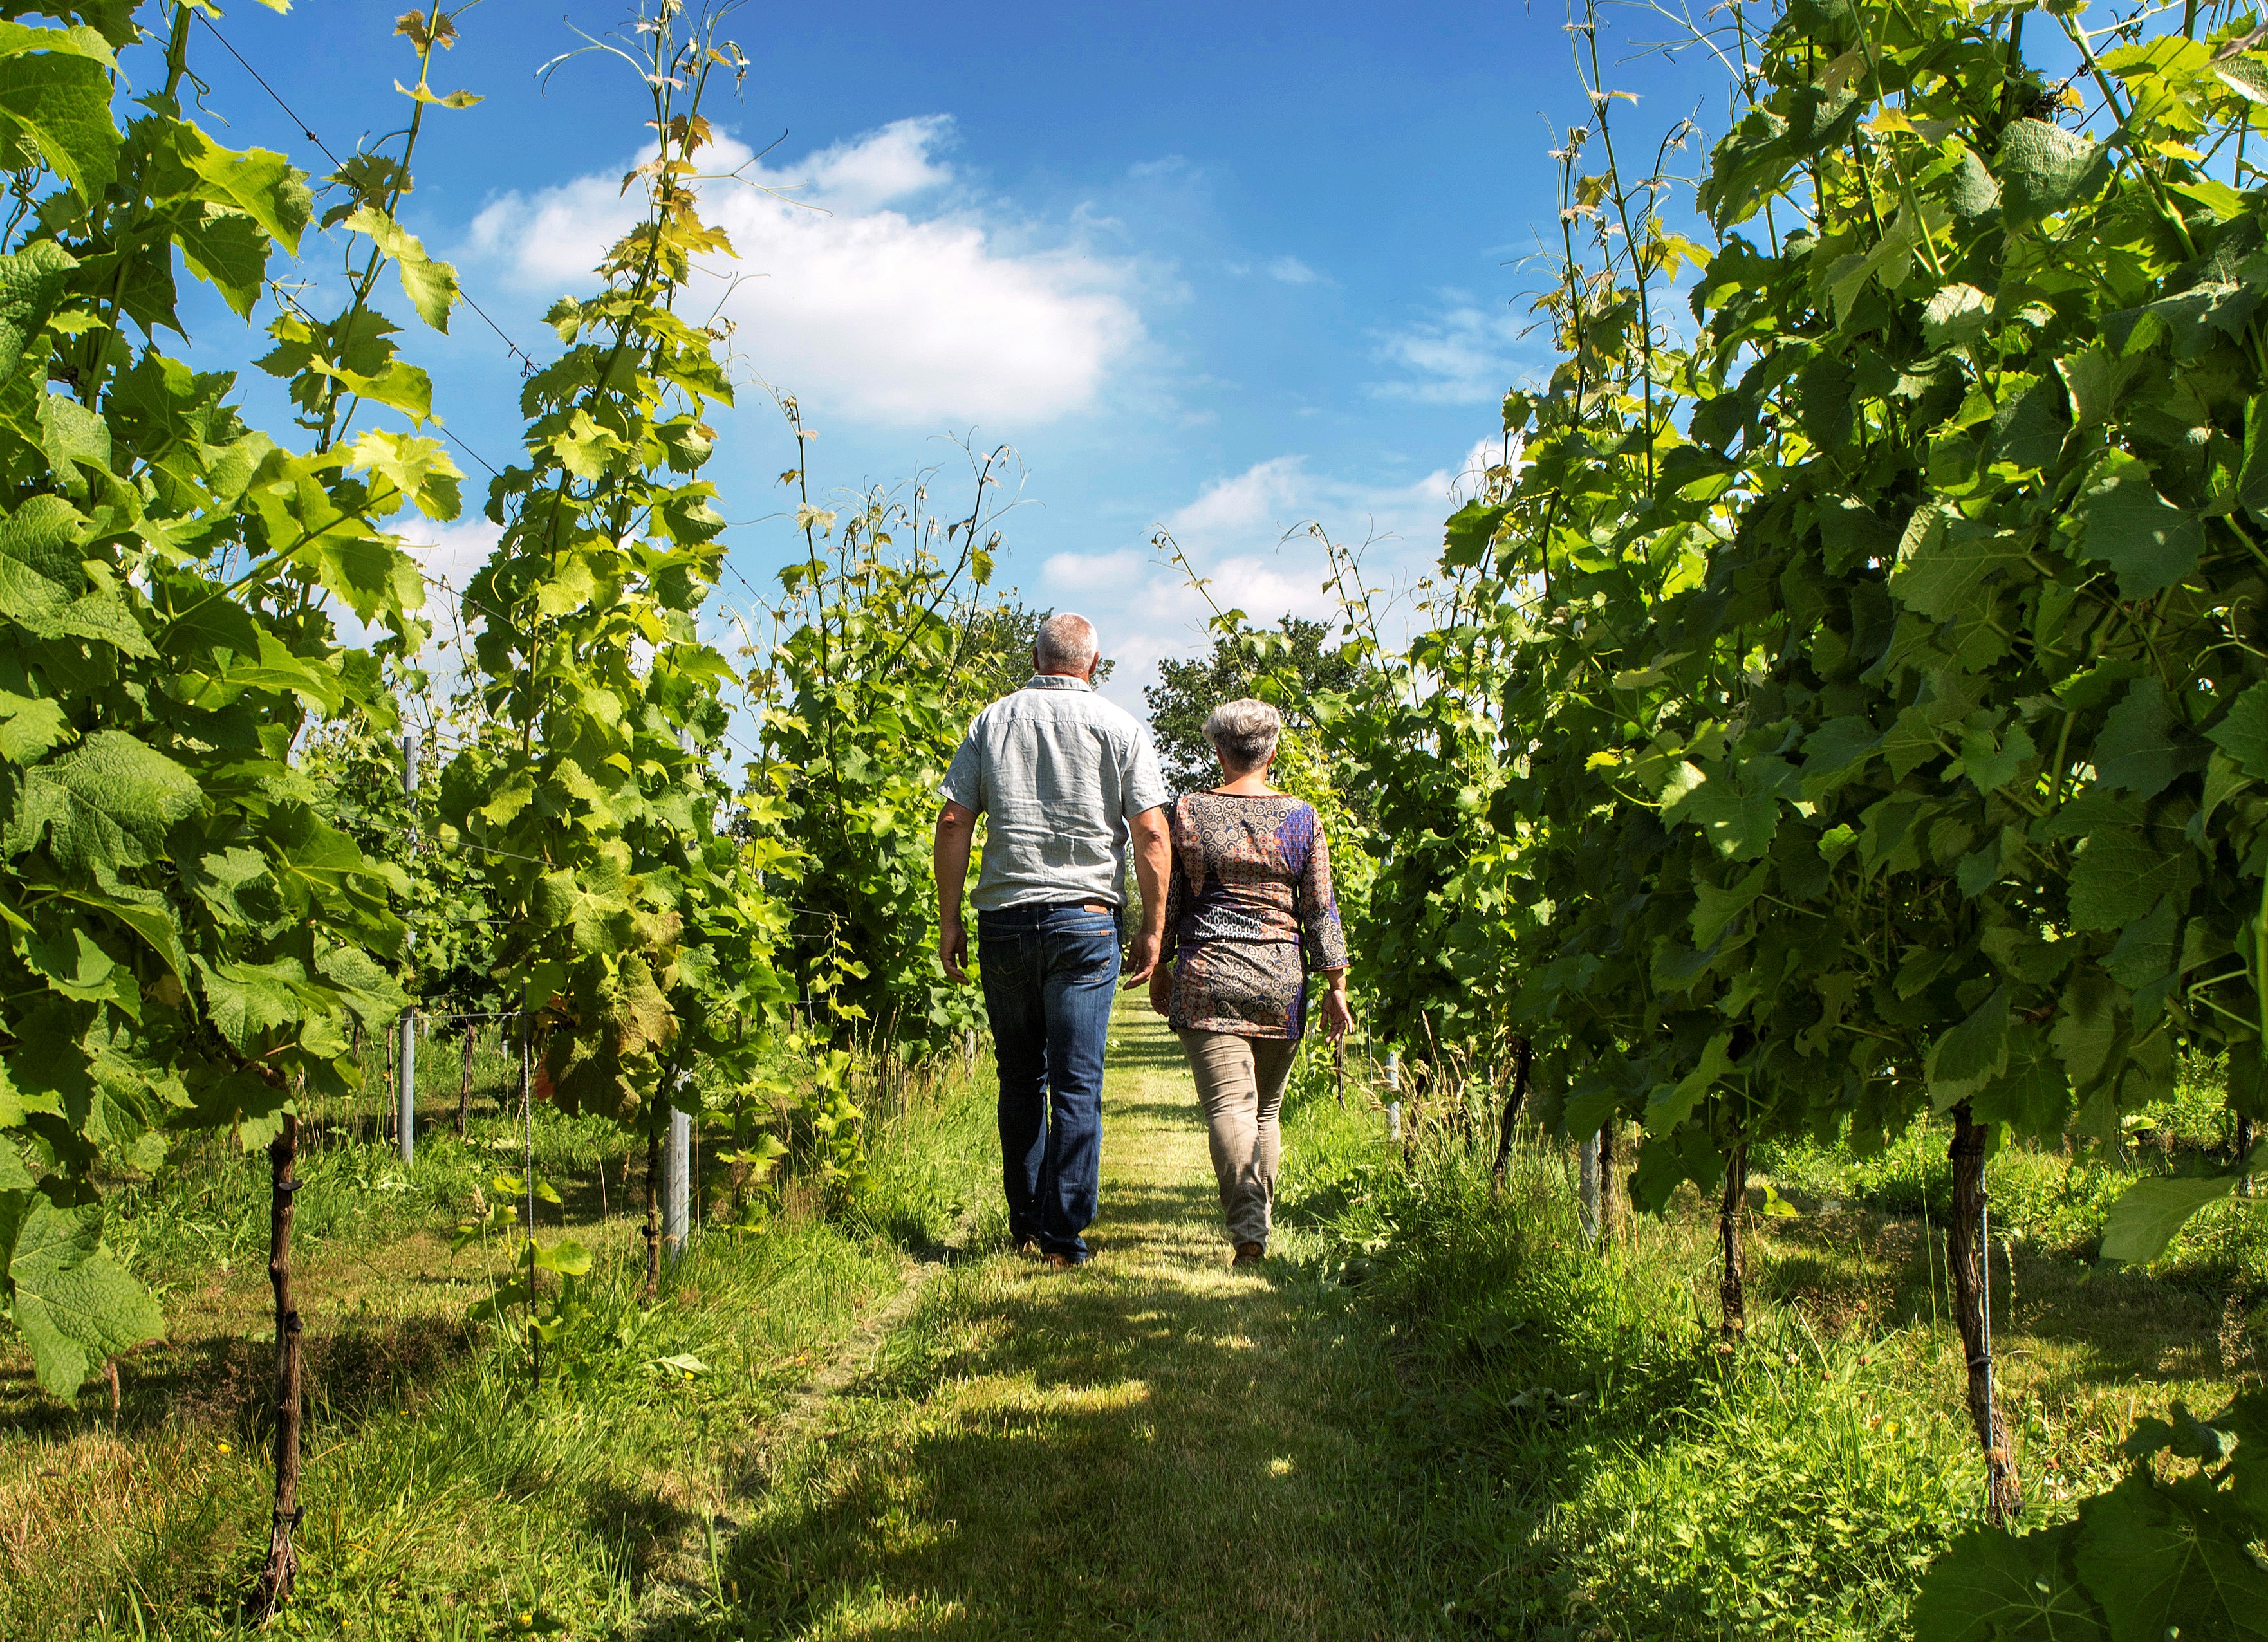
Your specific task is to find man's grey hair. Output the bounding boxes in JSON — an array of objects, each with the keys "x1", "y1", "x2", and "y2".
[
  {"x1": 1034, "y1": 611, "x2": 1099, "y2": 673},
  {"x1": 1205, "y1": 698, "x2": 1281, "y2": 772}
]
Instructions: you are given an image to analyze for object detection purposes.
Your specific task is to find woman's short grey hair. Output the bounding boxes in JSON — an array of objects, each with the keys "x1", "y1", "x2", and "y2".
[{"x1": 1205, "y1": 698, "x2": 1281, "y2": 771}]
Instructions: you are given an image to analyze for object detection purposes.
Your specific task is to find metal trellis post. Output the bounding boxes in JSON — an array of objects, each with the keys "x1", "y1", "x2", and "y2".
[
  {"x1": 662, "y1": 1099, "x2": 691, "y2": 1266},
  {"x1": 398, "y1": 727, "x2": 418, "y2": 1164}
]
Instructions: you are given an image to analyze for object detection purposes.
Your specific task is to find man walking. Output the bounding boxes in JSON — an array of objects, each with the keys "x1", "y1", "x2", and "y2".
[{"x1": 935, "y1": 612, "x2": 1172, "y2": 1268}]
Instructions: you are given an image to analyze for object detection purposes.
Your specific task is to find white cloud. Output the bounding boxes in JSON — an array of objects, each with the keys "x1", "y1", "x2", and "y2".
[
  {"x1": 1043, "y1": 451, "x2": 1501, "y2": 711},
  {"x1": 1267, "y1": 255, "x2": 1321, "y2": 285},
  {"x1": 1370, "y1": 291, "x2": 1532, "y2": 405},
  {"x1": 464, "y1": 118, "x2": 1143, "y2": 429},
  {"x1": 400, "y1": 516, "x2": 505, "y2": 596}
]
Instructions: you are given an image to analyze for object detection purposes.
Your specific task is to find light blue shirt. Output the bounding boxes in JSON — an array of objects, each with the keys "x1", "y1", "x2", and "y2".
[{"x1": 942, "y1": 675, "x2": 1171, "y2": 913}]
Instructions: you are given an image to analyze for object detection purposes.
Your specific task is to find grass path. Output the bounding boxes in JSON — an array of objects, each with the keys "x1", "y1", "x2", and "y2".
[{"x1": 720, "y1": 995, "x2": 1427, "y2": 1640}]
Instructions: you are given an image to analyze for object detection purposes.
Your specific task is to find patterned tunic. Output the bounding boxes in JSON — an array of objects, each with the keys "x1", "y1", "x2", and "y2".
[{"x1": 1161, "y1": 791, "x2": 1350, "y2": 1040}]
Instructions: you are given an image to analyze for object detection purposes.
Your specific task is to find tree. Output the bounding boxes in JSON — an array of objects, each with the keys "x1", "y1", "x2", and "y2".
[{"x1": 1144, "y1": 614, "x2": 1364, "y2": 791}]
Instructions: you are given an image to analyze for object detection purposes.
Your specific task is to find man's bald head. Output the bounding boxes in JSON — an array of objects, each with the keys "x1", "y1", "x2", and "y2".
[{"x1": 1034, "y1": 611, "x2": 1100, "y2": 676}]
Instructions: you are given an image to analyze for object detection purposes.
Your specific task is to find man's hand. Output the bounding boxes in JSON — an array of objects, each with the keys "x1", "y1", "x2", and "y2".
[
  {"x1": 934, "y1": 801, "x2": 978, "y2": 983},
  {"x1": 1122, "y1": 927, "x2": 1160, "y2": 988},
  {"x1": 1124, "y1": 803, "x2": 1171, "y2": 988}
]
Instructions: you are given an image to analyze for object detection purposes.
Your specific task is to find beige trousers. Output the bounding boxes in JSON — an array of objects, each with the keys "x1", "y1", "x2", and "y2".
[{"x1": 1178, "y1": 1029, "x2": 1297, "y2": 1248}]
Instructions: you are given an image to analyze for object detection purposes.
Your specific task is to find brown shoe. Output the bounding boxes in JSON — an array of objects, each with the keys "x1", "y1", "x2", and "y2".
[
  {"x1": 1045, "y1": 1250, "x2": 1080, "y2": 1271},
  {"x1": 1232, "y1": 1241, "x2": 1266, "y2": 1266}
]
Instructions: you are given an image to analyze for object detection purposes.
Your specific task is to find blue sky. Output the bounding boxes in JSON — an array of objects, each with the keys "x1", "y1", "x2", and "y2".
[{"x1": 166, "y1": 0, "x2": 1726, "y2": 707}]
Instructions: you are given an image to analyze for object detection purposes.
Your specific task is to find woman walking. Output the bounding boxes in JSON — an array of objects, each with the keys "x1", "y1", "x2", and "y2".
[{"x1": 1149, "y1": 699, "x2": 1351, "y2": 1264}]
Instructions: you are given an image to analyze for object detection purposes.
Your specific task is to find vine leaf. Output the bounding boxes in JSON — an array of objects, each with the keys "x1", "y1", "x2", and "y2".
[
  {"x1": 7, "y1": 730, "x2": 203, "y2": 872},
  {"x1": 342, "y1": 205, "x2": 459, "y2": 333},
  {"x1": 2072, "y1": 450, "x2": 2202, "y2": 598},
  {"x1": 0, "y1": 28, "x2": 117, "y2": 201},
  {"x1": 176, "y1": 124, "x2": 311, "y2": 256},
  {"x1": 2071, "y1": 1473, "x2": 2268, "y2": 1639},
  {"x1": 1, "y1": 1195, "x2": 163, "y2": 1401},
  {"x1": 1926, "y1": 984, "x2": 2009, "y2": 1108},
  {"x1": 2206, "y1": 681, "x2": 2268, "y2": 779},
  {"x1": 2095, "y1": 679, "x2": 2207, "y2": 798},
  {"x1": 1890, "y1": 506, "x2": 2027, "y2": 620},
  {"x1": 2099, "y1": 1167, "x2": 2247, "y2": 1265},
  {"x1": 2067, "y1": 829, "x2": 2190, "y2": 931},
  {"x1": 1908, "y1": 1522, "x2": 2106, "y2": 1642},
  {"x1": 1996, "y1": 118, "x2": 2111, "y2": 230},
  {"x1": 1443, "y1": 501, "x2": 1514, "y2": 569}
]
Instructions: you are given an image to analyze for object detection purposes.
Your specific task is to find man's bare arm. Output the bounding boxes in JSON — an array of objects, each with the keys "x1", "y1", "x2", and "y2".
[
  {"x1": 1122, "y1": 804, "x2": 1172, "y2": 987},
  {"x1": 934, "y1": 801, "x2": 978, "y2": 982}
]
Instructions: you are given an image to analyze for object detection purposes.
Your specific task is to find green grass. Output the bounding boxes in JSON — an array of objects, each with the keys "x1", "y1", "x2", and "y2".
[
  {"x1": 1267, "y1": 1069, "x2": 2262, "y2": 1641},
  {"x1": 10, "y1": 1015, "x2": 2260, "y2": 1640},
  {"x1": 0, "y1": 1049, "x2": 1001, "y2": 1641}
]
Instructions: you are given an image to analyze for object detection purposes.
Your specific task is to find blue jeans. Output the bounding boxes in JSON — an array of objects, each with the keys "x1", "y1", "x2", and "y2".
[{"x1": 978, "y1": 903, "x2": 1120, "y2": 1260}]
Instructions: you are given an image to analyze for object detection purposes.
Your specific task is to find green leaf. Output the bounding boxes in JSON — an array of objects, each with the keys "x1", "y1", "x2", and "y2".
[
  {"x1": 551, "y1": 410, "x2": 626, "y2": 480},
  {"x1": 1644, "y1": 1033, "x2": 1736, "y2": 1131},
  {"x1": 0, "y1": 238, "x2": 71, "y2": 378},
  {"x1": 0, "y1": 39, "x2": 117, "y2": 202},
  {"x1": 348, "y1": 429, "x2": 462, "y2": 521},
  {"x1": 2105, "y1": 896, "x2": 2180, "y2": 992},
  {"x1": 2068, "y1": 828, "x2": 2191, "y2": 932},
  {"x1": 394, "y1": 78, "x2": 483, "y2": 111},
  {"x1": 2207, "y1": 681, "x2": 2268, "y2": 779},
  {"x1": 2238, "y1": 393, "x2": 2268, "y2": 524},
  {"x1": 324, "y1": 358, "x2": 434, "y2": 423},
  {"x1": 2072, "y1": 450, "x2": 2202, "y2": 600},
  {"x1": 6, "y1": 730, "x2": 203, "y2": 872},
  {"x1": 529, "y1": 1237, "x2": 592, "y2": 1276},
  {"x1": 2072, "y1": 1473, "x2": 2268, "y2": 1638},
  {"x1": 179, "y1": 123, "x2": 311, "y2": 255},
  {"x1": 1890, "y1": 506, "x2": 2029, "y2": 622},
  {"x1": 1443, "y1": 501, "x2": 1514, "y2": 570},
  {"x1": 1997, "y1": 118, "x2": 2110, "y2": 229},
  {"x1": 1665, "y1": 763, "x2": 1779, "y2": 860},
  {"x1": 5, "y1": 1197, "x2": 163, "y2": 1401},
  {"x1": 1691, "y1": 860, "x2": 1769, "y2": 947},
  {"x1": 310, "y1": 527, "x2": 422, "y2": 624},
  {"x1": 2095, "y1": 679, "x2": 2206, "y2": 798},
  {"x1": 0, "y1": 688, "x2": 66, "y2": 761},
  {"x1": 1928, "y1": 984, "x2": 2009, "y2": 1109},
  {"x1": 172, "y1": 204, "x2": 270, "y2": 319},
  {"x1": 1910, "y1": 1523, "x2": 2106, "y2": 1642},
  {"x1": 194, "y1": 956, "x2": 306, "y2": 1054},
  {"x1": 1921, "y1": 282, "x2": 1991, "y2": 349},
  {"x1": 341, "y1": 205, "x2": 459, "y2": 332},
  {"x1": 36, "y1": 389, "x2": 110, "y2": 497},
  {"x1": 2099, "y1": 1169, "x2": 2244, "y2": 1264}
]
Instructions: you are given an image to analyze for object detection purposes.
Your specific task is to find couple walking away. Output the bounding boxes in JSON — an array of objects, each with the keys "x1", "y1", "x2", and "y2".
[{"x1": 933, "y1": 612, "x2": 1352, "y2": 1269}]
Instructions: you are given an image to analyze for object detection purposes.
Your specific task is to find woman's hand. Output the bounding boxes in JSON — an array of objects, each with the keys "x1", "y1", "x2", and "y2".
[
  {"x1": 1320, "y1": 977, "x2": 1353, "y2": 1042},
  {"x1": 1149, "y1": 959, "x2": 1173, "y2": 1018}
]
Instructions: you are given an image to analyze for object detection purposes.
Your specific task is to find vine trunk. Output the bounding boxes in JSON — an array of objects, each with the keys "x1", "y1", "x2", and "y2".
[
  {"x1": 255, "y1": 1112, "x2": 304, "y2": 1614},
  {"x1": 1948, "y1": 1102, "x2": 2021, "y2": 1523},
  {"x1": 1491, "y1": 1037, "x2": 1533, "y2": 1194},
  {"x1": 1718, "y1": 1139, "x2": 1746, "y2": 1343}
]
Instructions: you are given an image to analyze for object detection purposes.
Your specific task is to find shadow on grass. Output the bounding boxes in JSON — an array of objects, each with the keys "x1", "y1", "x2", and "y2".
[
  {"x1": 691, "y1": 1250, "x2": 1421, "y2": 1642},
  {"x1": 1750, "y1": 1206, "x2": 2231, "y2": 1386}
]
